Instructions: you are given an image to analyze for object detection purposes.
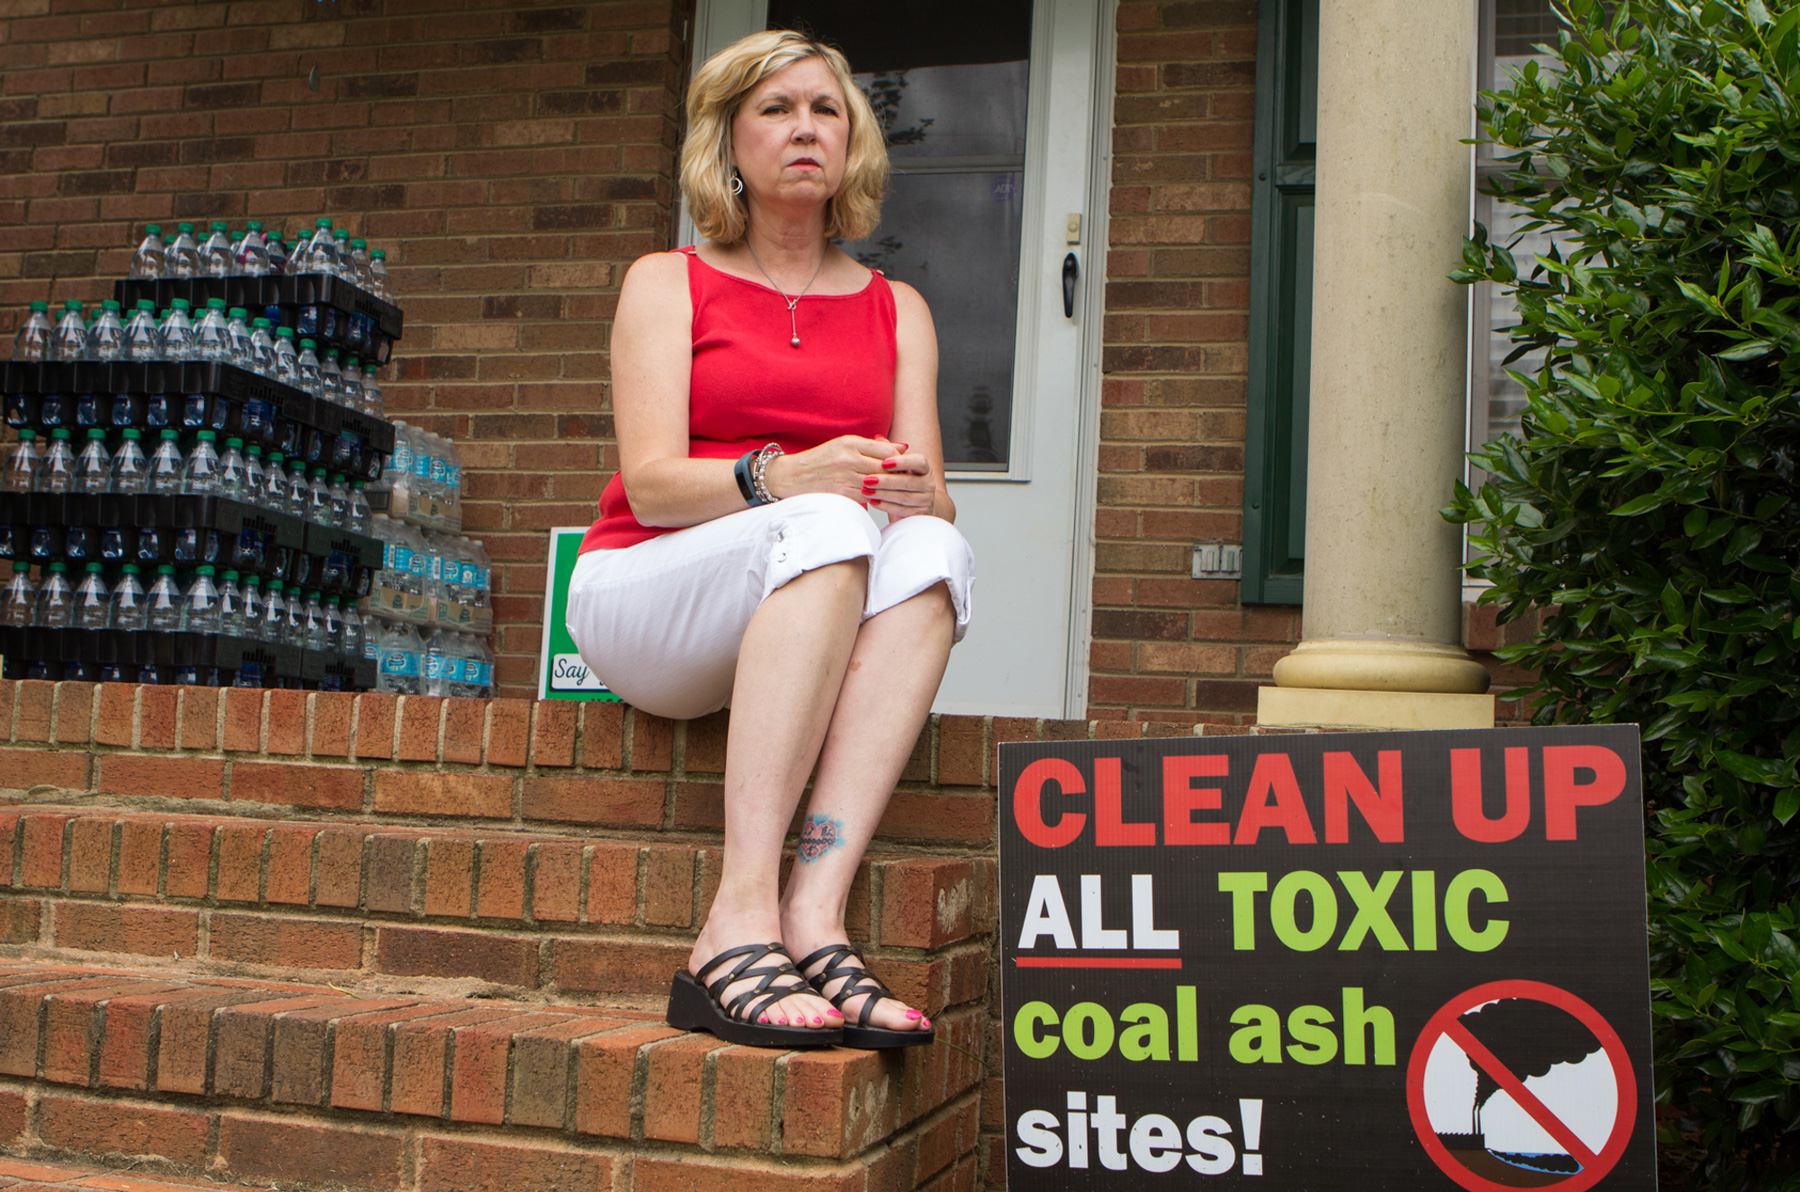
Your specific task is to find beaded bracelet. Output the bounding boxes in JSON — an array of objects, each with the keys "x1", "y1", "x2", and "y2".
[{"x1": 750, "y1": 443, "x2": 783, "y2": 504}]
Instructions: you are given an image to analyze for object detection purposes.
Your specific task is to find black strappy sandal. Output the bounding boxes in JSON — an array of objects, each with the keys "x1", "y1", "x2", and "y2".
[
  {"x1": 795, "y1": 942, "x2": 935, "y2": 1049},
  {"x1": 667, "y1": 941, "x2": 844, "y2": 1049}
]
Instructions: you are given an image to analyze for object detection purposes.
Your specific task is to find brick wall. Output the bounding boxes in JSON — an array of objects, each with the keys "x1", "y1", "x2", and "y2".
[
  {"x1": 0, "y1": 0, "x2": 690, "y2": 697},
  {"x1": 1091, "y1": 0, "x2": 1288, "y2": 725}
]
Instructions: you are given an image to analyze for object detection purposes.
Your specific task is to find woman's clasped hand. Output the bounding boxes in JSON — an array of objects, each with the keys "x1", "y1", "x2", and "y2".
[{"x1": 563, "y1": 29, "x2": 974, "y2": 1051}]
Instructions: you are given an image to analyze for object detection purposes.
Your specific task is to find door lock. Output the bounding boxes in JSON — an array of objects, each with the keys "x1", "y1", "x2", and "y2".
[{"x1": 1062, "y1": 253, "x2": 1079, "y2": 319}]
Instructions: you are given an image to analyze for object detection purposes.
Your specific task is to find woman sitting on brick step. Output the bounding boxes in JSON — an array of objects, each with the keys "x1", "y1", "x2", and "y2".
[{"x1": 564, "y1": 30, "x2": 972, "y2": 1050}]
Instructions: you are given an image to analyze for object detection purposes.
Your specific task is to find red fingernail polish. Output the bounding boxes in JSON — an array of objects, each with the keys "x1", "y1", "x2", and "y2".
[
  {"x1": 896, "y1": 443, "x2": 909, "y2": 452},
  {"x1": 881, "y1": 459, "x2": 897, "y2": 469}
]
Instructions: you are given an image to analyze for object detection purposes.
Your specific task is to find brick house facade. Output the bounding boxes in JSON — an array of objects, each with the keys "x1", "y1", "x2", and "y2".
[{"x1": 0, "y1": 0, "x2": 1507, "y2": 725}]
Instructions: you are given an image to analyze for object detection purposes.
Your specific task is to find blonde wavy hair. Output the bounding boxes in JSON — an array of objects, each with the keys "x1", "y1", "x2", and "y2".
[{"x1": 681, "y1": 29, "x2": 888, "y2": 245}]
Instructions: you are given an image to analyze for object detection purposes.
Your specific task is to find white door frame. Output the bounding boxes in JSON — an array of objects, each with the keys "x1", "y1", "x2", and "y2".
[{"x1": 681, "y1": 0, "x2": 1114, "y2": 719}]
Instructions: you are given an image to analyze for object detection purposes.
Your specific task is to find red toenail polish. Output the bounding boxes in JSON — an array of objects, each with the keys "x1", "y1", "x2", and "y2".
[
  {"x1": 922, "y1": 1018, "x2": 932, "y2": 1028},
  {"x1": 759, "y1": 1015, "x2": 769, "y2": 1023},
  {"x1": 905, "y1": 1010, "x2": 922, "y2": 1019},
  {"x1": 813, "y1": 1016, "x2": 824, "y2": 1025},
  {"x1": 827, "y1": 1009, "x2": 843, "y2": 1017}
]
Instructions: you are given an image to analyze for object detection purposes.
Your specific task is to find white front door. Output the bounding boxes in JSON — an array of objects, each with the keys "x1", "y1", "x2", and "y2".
[{"x1": 689, "y1": 0, "x2": 1112, "y2": 717}]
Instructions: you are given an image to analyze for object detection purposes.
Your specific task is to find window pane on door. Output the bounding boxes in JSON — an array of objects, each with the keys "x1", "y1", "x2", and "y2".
[
  {"x1": 768, "y1": 0, "x2": 1033, "y2": 471},
  {"x1": 841, "y1": 170, "x2": 1024, "y2": 469}
]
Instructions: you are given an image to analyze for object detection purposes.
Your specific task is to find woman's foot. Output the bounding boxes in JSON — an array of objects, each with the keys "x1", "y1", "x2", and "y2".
[
  {"x1": 689, "y1": 913, "x2": 840, "y2": 1030},
  {"x1": 787, "y1": 933, "x2": 932, "y2": 1035}
]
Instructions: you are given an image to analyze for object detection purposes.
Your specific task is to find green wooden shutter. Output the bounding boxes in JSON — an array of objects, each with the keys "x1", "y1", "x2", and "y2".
[{"x1": 1240, "y1": 0, "x2": 1317, "y2": 605}]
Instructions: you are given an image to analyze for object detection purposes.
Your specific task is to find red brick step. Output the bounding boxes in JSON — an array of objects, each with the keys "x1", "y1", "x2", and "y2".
[{"x1": 0, "y1": 960, "x2": 984, "y2": 1192}]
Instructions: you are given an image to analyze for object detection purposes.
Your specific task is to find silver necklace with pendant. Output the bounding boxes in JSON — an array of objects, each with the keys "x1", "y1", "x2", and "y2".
[{"x1": 744, "y1": 240, "x2": 828, "y2": 348}]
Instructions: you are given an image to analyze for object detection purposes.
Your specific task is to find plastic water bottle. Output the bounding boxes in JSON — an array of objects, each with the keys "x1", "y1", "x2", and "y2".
[
  {"x1": 368, "y1": 248, "x2": 392, "y2": 299},
  {"x1": 12, "y1": 302, "x2": 52, "y2": 361},
  {"x1": 273, "y1": 327, "x2": 300, "y2": 387},
  {"x1": 147, "y1": 430, "x2": 184, "y2": 494},
  {"x1": 376, "y1": 616, "x2": 424, "y2": 694},
  {"x1": 180, "y1": 564, "x2": 221, "y2": 632},
  {"x1": 262, "y1": 579, "x2": 290, "y2": 643},
  {"x1": 296, "y1": 338, "x2": 323, "y2": 398},
  {"x1": 332, "y1": 230, "x2": 354, "y2": 280},
  {"x1": 131, "y1": 225, "x2": 166, "y2": 279},
  {"x1": 307, "y1": 218, "x2": 340, "y2": 275},
  {"x1": 73, "y1": 429, "x2": 111, "y2": 495},
  {"x1": 298, "y1": 590, "x2": 325, "y2": 650},
  {"x1": 145, "y1": 565, "x2": 181, "y2": 631},
  {"x1": 4, "y1": 431, "x2": 38, "y2": 494},
  {"x1": 225, "y1": 307, "x2": 254, "y2": 368},
  {"x1": 1, "y1": 563, "x2": 36, "y2": 628},
  {"x1": 470, "y1": 633, "x2": 493, "y2": 696},
  {"x1": 37, "y1": 428, "x2": 75, "y2": 494},
  {"x1": 443, "y1": 439, "x2": 463, "y2": 533},
  {"x1": 105, "y1": 564, "x2": 145, "y2": 630},
  {"x1": 200, "y1": 222, "x2": 234, "y2": 278},
  {"x1": 347, "y1": 239, "x2": 373, "y2": 289},
  {"x1": 372, "y1": 421, "x2": 411, "y2": 514},
  {"x1": 325, "y1": 472, "x2": 350, "y2": 528},
  {"x1": 242, "y1": 445, "x2": 267, "y2": 506},
  {"x1": 266, "y1": 231, "x2": 289, "y2": 277},
  {"x1": 305, "y1": 466, "x2": 332, "y2": 526},
  {"x1": 319, "y1": 347, "x2": 344, "y2": 406},
  {"x1": 422, "y1": 627, "x2": 451, "y2": 695},
  {"x1": 216, "y1": 438, "x2": 248, "y2": 501},
  {"x1": 195, "y1": 298, "x2": 231, "y2": 363},
  {"x1": 238, "y1": 574, "x2": 264, "y2": 640},
  {"x1": 34, "y1": 561, "x2": 72, "y2": 628},
  {"x1": 181, "y1": 430, "x2": 221, "y2": 495},
  {"x1": 236, "y1": 221, "x2": 270, "y2": 276},
  {"x1": 338, "y1": 597, "x2": 364, "y2": 659},
  {"x1": 123, "y1": 300, "x2": 159, "y2": 362},
  {"x1": 285, "y1": 456, "x2": 310, "y2": 519},
  {"x1": 247, "y1": 317, "x2": 276, "y2": 377},
  {"x1": 86, "y1": 300, "x2": 125, "y2": 362},
  {"x1": 471, "y1": 538, "x2": 492, "y2": 620},
  {"x1": 167, "y1": 223, "x2": 201, "y2": 279},
  {"x1": 346, "y1": 479, "x2": 372, "y2": 533},
  {"x1": 260, "y1": 450, "x2": 289, "y2": 511},
  {"x1": 217, "y1": 569, "x2": 244, "y2": 635},
  {"x1": 339, "y1": 355, "x2": 363, "y2": 412},
  {"x1": 401, "y1": 520, "x2": 430, "y2": 616},
  {"x1": 50, "y1": 301, "x2": 89, "y2": 363},
  {"x1": 159, "y1": 300, "x2": 196, "y2": 361},
  {"x1": 73, "y1": 563, "x2": 110, "y2": 630},
  {"x1": 107, "y1": 428, "x2": 147, "y2": 495},
  {"x1": 359, "y1": 363, "x2": 383, "y2": 419}
]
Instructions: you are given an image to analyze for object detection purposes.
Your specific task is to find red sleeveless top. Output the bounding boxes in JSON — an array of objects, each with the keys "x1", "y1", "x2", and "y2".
[{"x1": 581, "y1": 247, "x2": 899, "y2": 551}]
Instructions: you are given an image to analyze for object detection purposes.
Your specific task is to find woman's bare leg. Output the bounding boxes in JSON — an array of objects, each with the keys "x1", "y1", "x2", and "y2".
[
  {"x1": 780, "y1": 582, "x2": 955, "y2": 1033},
  {"x1": 688, "y1": 559, "x2": 866, "y2": 1029}
]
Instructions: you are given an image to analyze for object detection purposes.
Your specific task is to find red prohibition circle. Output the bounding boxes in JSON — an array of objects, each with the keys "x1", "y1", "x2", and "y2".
[{"x1": 1406, "y1": 980, "x2": 1636, "y2": 1192}]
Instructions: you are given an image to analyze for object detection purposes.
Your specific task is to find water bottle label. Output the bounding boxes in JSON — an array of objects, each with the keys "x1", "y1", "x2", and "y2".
[
  {"x1": 392, "y1": 544, "x2": 413, "y2": 571},
  {"x1": 425, "y1": 652, "x2": 445, "y2": 680},
  {"x1": 407, "y1": 550, "x2": 427, "y2": 577},
  {"x1": 412, "y1": 451, "x2": 430, "y2": 480},
  {"x1": 381, "y1": 649, "x2": 422, "y2": 678},
  {"x1": 428, "y1": 457, "x2": 447, "y2": 484}
]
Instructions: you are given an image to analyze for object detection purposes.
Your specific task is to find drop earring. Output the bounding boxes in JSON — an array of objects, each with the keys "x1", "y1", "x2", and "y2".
[{"x1": 729, "y1": 171, "x2": 744, "y2": 196}]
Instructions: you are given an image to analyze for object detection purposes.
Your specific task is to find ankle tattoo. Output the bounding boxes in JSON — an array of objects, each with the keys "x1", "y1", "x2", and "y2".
[{"x1": 797, "y1": 814, "x2": 845, "y2": 863}]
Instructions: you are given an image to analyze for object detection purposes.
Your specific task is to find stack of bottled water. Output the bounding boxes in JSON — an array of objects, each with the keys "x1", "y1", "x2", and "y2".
[
  {"x1": 126, "y1": 219, "x2": 391, "y2": 299},
  {"x1": 366, "y1": 421, "x2": 460, "y2": 533},
  {"x1": 363, "y1": 512, "x2": 493, "y2": 697}
]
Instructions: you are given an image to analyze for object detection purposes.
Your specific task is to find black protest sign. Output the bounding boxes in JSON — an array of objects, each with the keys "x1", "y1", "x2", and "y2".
[{"x1": 997, "y1": 725, "x2": 1655, "y2": 1191}]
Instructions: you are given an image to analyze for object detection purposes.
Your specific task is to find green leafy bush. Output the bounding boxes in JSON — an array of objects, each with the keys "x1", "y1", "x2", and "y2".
[{"x1": 1448, "y1": 1, "x2": 1800, "y2": 1186}]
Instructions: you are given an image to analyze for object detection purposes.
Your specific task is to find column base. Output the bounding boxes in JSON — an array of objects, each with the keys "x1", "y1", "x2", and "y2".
[
  {"x1": 1257, "y1": 686, "x2": 1496, "y2": 731},
  {"x1": 1271, "y1": 639, "x2": 1491, "y2": 694}
]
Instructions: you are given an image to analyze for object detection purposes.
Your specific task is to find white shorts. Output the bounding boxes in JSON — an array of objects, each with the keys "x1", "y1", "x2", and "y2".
[{"x1": 565, "y1": 493, "x2": 974, "y2": 719}]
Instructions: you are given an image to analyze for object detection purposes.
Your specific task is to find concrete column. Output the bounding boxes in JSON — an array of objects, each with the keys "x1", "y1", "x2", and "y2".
[{"x1": 1261, "y1": 0, "x2": 1493, "y2": 730}]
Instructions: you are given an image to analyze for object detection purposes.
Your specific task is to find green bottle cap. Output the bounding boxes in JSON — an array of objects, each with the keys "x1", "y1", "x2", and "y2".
[
  {"x1": 315, "y1": 218, "x2": 333, "y2": 229},
  {"x1": 50, "y1": 428, "x2": 69, "y2": 440},
  {"x1": 177, "y1": 222, "x2": 194, "y2": 233},
  {"x1": 247, "y1": 220, "x2": 263, "y2": 231},
  {"x1": 276, "y1": 326, "x2": 294, "y2": 339},
  {"x1": 252, "y1": 317, "x2": 270, "y2": 329},
  {"x1": 144, "y1": 224, "x2": 161, "y2": 236},
  {"x1": 121, "y1": 563, "x2": 139, "y2": 574},
  {"x1": 85, "y1": 562, "x2": 102, "y2": 573},
  {"x1": 121, "y1": 428, "x2": 140, "y2": 440},
  {"x1": 197, "y1": 565, "x2": 214, "y2": 575},
  {"x1": 371, "y1": 249, "x2": 386, "y2": 260},
  {"x1": 207, "y1": 298, "x2": 226, "y2": 310},
  {"x1": 16, "y1": 429, "x2": 34, "y2": 440},
  {"x1": 197, "y1": 430, "x2": 216, "y2": 441},
  {"x1": 86, "y1": 428, "x2": 105, "y2": 439},
  {"x1": 300, "y1": 338, "x2": 316, "y2": 349},
  {"x1": 135, "y1": 299, "x2": 155, "y2": 311},
  {"x1": 64, "y1": 300, "x2": 82, "y2": 312},
  {"x1": 28, "y1": 301, "x2": 47, "y2": 313},
  {"x1": 49, "y1": 562, "x2": 67, "y2": 573},
  {"x1": 224, "y1": 570, "x2": 239, "y2": 581},
  {"x1": 226, "y1": 437, "x2": 243, "y2": 448},
  {"x1": 157, "y1": 564, "x2": 174, "y2": 574},
  {"x1": 169, "y1": 299, "x2": 190, "y2": 312},
  {"x1": 102, "y1": 300, "x2": 120, "y2": 312},
  {"x1": 211, "y1": 221, "x2": 227, "y2": 232},
  {"x1": 227, "y1": 307, "x2": 247, "y2": 319},
  {"x1": 160, "y1": 429, "x2": 178, "y2": 440}
]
